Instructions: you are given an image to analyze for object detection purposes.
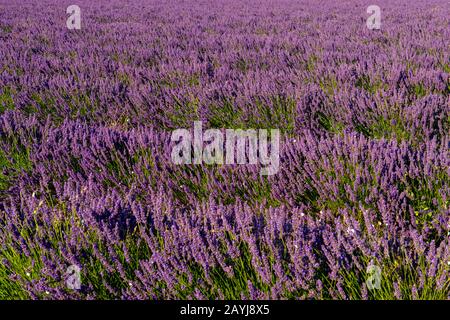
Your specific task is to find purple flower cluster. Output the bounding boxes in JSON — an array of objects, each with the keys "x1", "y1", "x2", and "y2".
[{"x1": 0, "y1": 0, "x2": 449, "y2": 299}]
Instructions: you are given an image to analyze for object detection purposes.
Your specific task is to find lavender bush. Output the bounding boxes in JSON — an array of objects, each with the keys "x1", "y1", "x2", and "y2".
[{"x1": 0, "y1": 0, "x2": 449, "y2": 299}]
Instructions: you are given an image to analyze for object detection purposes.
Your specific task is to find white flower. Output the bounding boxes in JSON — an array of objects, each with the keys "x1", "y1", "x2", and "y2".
[
  {"x1": 300, "y1": 212, "x2": 305, "y2": 217},
  {"x1": 45, "y1": 291, "x2": 50, "y2": 295},
  {"x1": 26, "y1": 272, "x2": 30, "y2": 277},
  {"x1": 347, "y1": 227, "x2": 355, "y2": 234}
]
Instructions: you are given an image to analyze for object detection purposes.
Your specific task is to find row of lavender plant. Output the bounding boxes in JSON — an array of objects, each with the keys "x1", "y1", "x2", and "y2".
[
  {"x1": 1, "y1": 1, "x2": 448, "y2": 133},
  {"x1": 0, "y1": 110, "x2": 448, "y2": 299}
]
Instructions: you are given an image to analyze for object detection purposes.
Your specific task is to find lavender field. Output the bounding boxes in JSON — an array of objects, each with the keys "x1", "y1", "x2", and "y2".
[{"x1": 0, "y1": 0, "x2": 449, "y2": 300}]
